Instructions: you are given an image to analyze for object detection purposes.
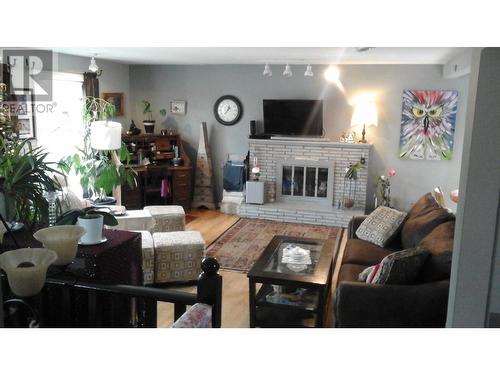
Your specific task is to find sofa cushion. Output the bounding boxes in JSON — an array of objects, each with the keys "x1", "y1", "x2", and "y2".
[
  {"x1": 401, "y1": 207, "x2": 454, "y2": 249},
  {"x1": 417, "y1": 221, "x2": 455, "y2": 282},
  {"x1": 355, "y1": 206, "x2": 407, "y2": 247},
  {"x1": 365, "y1": 247, "x2": 430, "y2": 285},
  {"x1": 342, "y1": 239, "x2": 393, "y2": 266},
  {"x1": 338, "y1": 264, "x2": 368, "y2": 283}
]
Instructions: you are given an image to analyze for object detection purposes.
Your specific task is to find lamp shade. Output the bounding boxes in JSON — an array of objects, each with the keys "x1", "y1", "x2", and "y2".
[
  {"x1": 351, "y1": 101, "x2": 378, "y2": 128},
  {"x1": 90, "y1": 121, "x2": 122, "y2": 150}
]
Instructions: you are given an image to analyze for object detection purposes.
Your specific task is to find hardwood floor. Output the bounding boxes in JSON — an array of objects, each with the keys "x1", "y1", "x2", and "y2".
[{"x1": 156, "y1": 208, "x2": 345, "y2": 328}]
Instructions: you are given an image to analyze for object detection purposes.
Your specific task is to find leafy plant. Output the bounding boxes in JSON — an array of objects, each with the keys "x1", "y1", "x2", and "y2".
[
  {"x1": 344, "y1": 162, "x2": 363, "y2": 180},
  {"x1": 141, "y1": 100, "x2": 166, "y2": 121},
  {"x1": 0, "y1": 139, "x2": 63, "y2": 226},
  {"x1": 55, "y1": 207, "x2": 118, "y2": 226},
  {"x1": 59, "y1": 96, "x2": 136, "y2": 200}
]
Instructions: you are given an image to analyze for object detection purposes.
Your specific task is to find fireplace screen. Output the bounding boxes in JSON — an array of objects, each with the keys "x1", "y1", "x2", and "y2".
[{"x1": 281, "y1": 164, "x2": 331, "y2": 200}]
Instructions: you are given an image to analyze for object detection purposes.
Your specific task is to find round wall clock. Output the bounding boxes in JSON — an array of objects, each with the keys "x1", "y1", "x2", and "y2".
[{"x1": 214, "y1": 95, "x2": 243, "y2": 126}]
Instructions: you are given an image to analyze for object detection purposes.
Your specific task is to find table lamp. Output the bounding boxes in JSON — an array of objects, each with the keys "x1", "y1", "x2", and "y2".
[
  {"x1": 90, "y1": 120, "x2": 123, "y2": 205},
  {"x1": 351, "y1": 100, "x2": 378, "y2": 143}
]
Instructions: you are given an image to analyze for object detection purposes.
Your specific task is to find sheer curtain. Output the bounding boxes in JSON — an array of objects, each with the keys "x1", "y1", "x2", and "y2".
[{"x1": 36, "y1": 72, "x2": 85, "y2": 196}]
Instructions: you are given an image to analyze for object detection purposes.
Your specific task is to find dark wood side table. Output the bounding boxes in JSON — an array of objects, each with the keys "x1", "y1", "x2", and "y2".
[
  {"x1": 1, "y1": 228, "x2": 142, "y2": 327},
  {"x1": 247, "y1": 235, "x2": 340, "y2": 328}
]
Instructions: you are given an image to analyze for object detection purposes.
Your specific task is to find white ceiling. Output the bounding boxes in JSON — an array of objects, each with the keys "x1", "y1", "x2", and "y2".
[{"x1": 51, "y1": 47, "x2": 465, "y2": 65}]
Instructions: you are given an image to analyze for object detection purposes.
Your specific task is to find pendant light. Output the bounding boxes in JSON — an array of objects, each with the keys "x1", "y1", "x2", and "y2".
[{"x1": 89, "y1": 55, "x2": 99, "y2": 73}]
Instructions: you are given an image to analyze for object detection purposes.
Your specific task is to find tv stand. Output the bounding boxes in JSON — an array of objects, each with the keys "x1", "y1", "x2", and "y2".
[{"x1": 270, "y1": 136, "x2": 331, "y2": 142}]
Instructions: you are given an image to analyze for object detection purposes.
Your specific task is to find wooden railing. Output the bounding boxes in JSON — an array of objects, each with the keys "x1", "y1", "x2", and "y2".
[{"x1": 1, "y1": 257, "x2": 222, "y2": 328}]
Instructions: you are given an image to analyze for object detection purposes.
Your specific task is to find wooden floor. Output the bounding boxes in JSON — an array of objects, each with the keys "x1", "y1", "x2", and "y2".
[{"x1": 157, "y1": 208, "x2": 345, "y2": 328}]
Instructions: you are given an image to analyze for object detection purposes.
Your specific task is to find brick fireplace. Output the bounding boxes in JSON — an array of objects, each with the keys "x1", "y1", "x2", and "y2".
[{"x1": 238, "y1": 139, "x2": 372, "y2": 227}]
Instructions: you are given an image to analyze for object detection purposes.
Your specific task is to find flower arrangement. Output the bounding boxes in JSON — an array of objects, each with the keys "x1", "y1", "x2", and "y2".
[{"x1": 376, "y1": 168, "x2": 396, "y2": 207}]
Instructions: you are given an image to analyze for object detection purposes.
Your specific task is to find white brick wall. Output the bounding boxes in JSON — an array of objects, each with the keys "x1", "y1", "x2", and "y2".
[{"x1": 249, "y1": 139, "x2": 372, "y2": 208}]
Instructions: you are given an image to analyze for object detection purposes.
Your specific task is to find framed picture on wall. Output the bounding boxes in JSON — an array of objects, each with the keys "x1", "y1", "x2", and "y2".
[
  {"x1": 170, "y1": 100, "x2": 186, "y2": 115},
  {"x1": 13, "y1": 88, "x2": 36, "y2": 139},
  {"x1": 399, "y1": 89, "x2": 459, "y2": 161},
  {"x1": 101, "y1": 92, "x2": 125, "y2": 117}
]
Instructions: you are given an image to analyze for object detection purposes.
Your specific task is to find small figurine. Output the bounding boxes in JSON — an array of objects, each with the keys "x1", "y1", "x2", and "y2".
[{"x1": 126, "y1": 120, "x2": 141, "y2": 135}]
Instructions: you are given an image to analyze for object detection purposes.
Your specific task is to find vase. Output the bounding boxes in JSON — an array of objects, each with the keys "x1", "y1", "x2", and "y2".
[
  {"x1": 143, "y1": 120, "x2": 155, "y2": 134},
  {"x1": 77, "y1": 214, "x2": 104, "y2": 245},
  {"x1": 33, "y1": 225, "x2": 86, "y2": 265}
]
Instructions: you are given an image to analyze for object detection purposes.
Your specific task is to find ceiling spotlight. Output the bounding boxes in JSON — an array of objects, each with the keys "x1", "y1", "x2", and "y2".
[
  {"x1": 283, "y1": 64, "x2": 292, "y2": 77},
  {"x1": 324, "y1": 65, "x2": 340, "y2": 82},
  {"x1": 263, "y1": 64, "x2": 272, "y2": 77},
  {"x1": 304, "y1": 64, "x2": 314, "y2": 77},
  {"x1": 89, "y1": 55, "x2": 99, "y2": 73}
]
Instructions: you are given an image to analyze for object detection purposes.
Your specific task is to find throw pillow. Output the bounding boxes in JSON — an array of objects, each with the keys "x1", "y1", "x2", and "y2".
[
  {"x1": 355, "y1": 206, "x2": 407, "y2": 247},
  {"x1": 365, "y1": 247, "x2": 430, "y2": 285},
  {"x1": 358, "y1": 265, "x2": 375, "y2": 282}
]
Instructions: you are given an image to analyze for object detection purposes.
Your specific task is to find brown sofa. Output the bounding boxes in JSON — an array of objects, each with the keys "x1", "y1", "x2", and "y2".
[{"x1": 334, "y1": 193, "x2": 456, "y2": 328}]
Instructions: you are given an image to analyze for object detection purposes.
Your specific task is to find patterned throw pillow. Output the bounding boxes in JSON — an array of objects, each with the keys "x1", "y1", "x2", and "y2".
[
  {"x1": 356, "y1": 206, "x2": 407, "y2": 247},
  {"x1": 361, "y1": 247, "x2": 430, "y2": 285}
]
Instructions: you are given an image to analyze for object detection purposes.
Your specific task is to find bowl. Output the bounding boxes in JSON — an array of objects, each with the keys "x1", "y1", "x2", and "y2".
[
  {"x1": 0, "y1": 248, "x2": 57, "y2": 297},
  {"x1": 33, "y1": 225, "x2": 86, "y2": 265}
]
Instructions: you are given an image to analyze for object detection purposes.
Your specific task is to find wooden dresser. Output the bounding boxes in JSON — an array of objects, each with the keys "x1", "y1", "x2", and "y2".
[{"x1": 121, "y1": 134, "x2": 193, "y2": 210}]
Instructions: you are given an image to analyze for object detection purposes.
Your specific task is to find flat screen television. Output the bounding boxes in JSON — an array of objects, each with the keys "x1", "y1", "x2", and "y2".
[{"x1": 263, "y1": 99, "x2": 323, "y2": 137}]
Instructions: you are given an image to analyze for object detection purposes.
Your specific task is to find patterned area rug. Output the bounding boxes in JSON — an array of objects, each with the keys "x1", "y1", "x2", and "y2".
[{"x1": 205, "y1": 218, "x2": 341, "y2": 272}]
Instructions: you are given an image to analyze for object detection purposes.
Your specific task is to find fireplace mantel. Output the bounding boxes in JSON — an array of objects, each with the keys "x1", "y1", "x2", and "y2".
[{"x1": 239, "y1": 138, "x2": 372, "y2": 227}]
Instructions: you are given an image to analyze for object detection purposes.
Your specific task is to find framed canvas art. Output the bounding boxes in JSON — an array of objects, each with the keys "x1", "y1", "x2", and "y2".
[
  {"x1": 399, "y1": 89, "x2": 459, "y2": 160},
  {"x1": 101, "y1": 92, "x2": 124, "y2": 117}
]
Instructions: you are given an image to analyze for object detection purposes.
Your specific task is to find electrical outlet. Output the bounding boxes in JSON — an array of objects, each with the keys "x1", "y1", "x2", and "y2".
[{"x1": 360, "y1": 156, "x2": 366, "y2": 165}]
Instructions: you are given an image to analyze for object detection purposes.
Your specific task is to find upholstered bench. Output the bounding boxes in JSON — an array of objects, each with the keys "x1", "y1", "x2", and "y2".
[
  {"x1": 144, "y1": 205, "x2": 185, "y2": 234},
  {"x1": 152, "y1": 231, "x2": 205, "y2": 283},
  {"x1": 132, "y1": 230, "x2": 155, "y2": 285}
]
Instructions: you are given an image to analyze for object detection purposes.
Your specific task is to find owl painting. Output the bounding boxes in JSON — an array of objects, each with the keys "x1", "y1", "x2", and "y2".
[{"x1": 399, "y1": 90, "x2": 458, "y2": 160}]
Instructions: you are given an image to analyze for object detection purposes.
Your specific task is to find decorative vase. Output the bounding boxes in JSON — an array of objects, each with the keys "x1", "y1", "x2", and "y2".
[
  {"x1": 77, "y1": 215, "x2": 104, "y2": 245},
  {"x1": 33, "y1": 225, "x2": 86, "y2": 265},
  {"x1": 0, "y1": 248, "x2": 57, "y2": 297},
  {"x1": 143, "y1": 120, "x2": 155, "y2": 134}
]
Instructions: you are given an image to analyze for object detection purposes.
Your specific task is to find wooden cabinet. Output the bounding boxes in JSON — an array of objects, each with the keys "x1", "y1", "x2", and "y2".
[{"x1": 121, "y1": 134, "x2": 193, "y2": 210}]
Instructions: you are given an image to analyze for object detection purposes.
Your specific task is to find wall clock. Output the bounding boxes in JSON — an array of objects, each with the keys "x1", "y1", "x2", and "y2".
[{"x1": 214, "y1": 95, "x2": 243, "y2": 126}]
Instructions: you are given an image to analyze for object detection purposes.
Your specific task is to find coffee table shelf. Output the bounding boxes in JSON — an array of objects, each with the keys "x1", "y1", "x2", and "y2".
[
  {"x1": 248, "y1": 235, "x2": 340, "y2": 328},
  {"x1": 255, "y1": 284, "x2": 319, "y2": 312}
]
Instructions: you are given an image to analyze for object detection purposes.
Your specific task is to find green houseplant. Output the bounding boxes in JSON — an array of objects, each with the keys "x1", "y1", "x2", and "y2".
[
  {"x1": 141, "y1": 100, "x2": 167, "y2": 134},
  {"x1": 0, "y1": 82, "x2": 62, "y2": 227},
  {"x1": 59, "y1": 96, "x2": 136, "y2": 203},
  {"x1": 343, "y1": 162, "x2": 363, "y2": 208},
  {"x1": 56, "y1": 207, "x2": 118, "y2": 245}
]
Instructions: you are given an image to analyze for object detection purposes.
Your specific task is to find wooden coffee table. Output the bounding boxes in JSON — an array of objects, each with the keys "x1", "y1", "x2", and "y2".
[{"x1": 247, "y1": 235, "x2": 339, "y2": 328}]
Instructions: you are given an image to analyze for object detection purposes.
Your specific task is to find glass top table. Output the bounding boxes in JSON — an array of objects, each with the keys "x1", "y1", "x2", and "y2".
[{"x1": 247, "y1": 235, "x2": 340, "y2": 328}]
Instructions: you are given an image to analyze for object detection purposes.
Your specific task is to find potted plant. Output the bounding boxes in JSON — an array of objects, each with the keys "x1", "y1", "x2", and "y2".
[
  {"x1": 0, "y1": 82, "x2": 63, "y2": 227},
  {"x1": 55, "y1": 207, "x2": 118, "y2": 245},
  {"x1": 59, "y1": 96, "x2": 136, "y2": 203},
  {"x1": 141, "y1": 100, "x2": 167, "y2": 134},
  {"x1": 343, "y1": 162, "x2": 363, "y2": 208}
]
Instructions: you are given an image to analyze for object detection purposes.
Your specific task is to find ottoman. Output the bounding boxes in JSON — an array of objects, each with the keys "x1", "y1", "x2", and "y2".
[
  {"x1": 144, "y1": 205, "x2": 186, "y2": 233},
  {"x1": 132, "y1": 230, "x2": 155, "y2": 285},
  {"x1": 153, "y1": 231, "x2": 205, "y2": 283}
]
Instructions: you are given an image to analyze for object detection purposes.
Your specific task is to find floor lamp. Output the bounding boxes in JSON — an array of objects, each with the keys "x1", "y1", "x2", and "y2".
[{"x1": 90, "y1": 120, "x2": 123, "y2": 206}]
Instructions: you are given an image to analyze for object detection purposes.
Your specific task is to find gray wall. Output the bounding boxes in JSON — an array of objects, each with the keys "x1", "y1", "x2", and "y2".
[
  {"x1": 447, "y1": 48, "x2": 500, "y2": 327},
  {"x1": 129, "y1": 64, "x2": 470, "y2": 211}
]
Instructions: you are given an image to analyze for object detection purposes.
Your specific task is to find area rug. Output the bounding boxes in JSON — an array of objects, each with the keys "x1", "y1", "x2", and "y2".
[{"x1": 205, "y1": 218, "x2": 341, "y2": 272}]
